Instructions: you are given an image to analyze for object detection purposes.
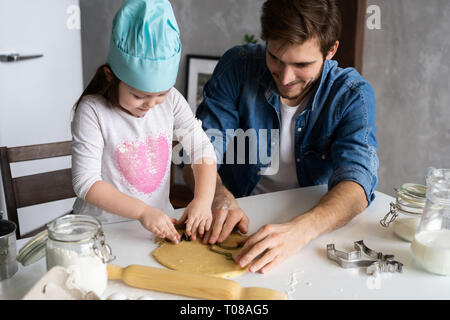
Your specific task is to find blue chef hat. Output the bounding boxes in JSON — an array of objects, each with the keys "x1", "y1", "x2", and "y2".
[{"x1": 107, "y1": 0, "x2": 181, "y2": 93}]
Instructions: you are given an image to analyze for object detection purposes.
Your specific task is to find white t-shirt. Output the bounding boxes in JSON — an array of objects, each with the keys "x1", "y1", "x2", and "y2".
[
  {"x1": 252, "y1": 96, "x2": 308, "y2": 195},
  {"x1": 71, "y1": 88, "x2": 216, "y2": 223}
]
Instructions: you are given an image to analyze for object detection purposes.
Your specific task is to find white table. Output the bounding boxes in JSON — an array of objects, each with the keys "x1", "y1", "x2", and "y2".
[{"x1": 1, "y1": 185, "x2": 449, "y2": 300}]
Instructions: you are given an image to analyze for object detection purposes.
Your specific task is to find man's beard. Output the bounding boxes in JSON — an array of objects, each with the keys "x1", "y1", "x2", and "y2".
[
  {"x1": 278, "y1": 63, "x2": 324, "y2": 103},
  {"x1": 278, "y1": 80, "x2": 314, "y2": 102}
]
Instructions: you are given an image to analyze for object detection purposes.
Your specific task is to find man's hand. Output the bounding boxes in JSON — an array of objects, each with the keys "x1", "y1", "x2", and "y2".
[
  {"x1": 183, "y1": 165, "x2": 250, "y2": 245},
  {"x1": 234, "y1": 181, "x2": 368, "y2": 273},
  {"x1": 202, "y1": 191, "x2": 249, "y2": 244},
  {"x1": 233, "y1": 218, "x2": 310, "y2": 274}
]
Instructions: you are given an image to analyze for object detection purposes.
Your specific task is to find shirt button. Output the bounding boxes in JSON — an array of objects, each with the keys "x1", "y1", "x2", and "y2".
[
  {"x1": 296, "y1": 158, "x2": 300, "y2": 163},
  {"x1": 297, "y1": 127, "x2": 302, "y2": 132},
  {"x1": 271, "y1": 142, "x2": 276, "y2": 146},
  {"x1": 321, "y1": 154, "x2": 326, "y2": 160}
]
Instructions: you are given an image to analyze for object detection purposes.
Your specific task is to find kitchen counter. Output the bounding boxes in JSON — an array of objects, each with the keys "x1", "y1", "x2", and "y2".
[{"x1": 1, "y1": 185, "x2": 449, "y2": 300}]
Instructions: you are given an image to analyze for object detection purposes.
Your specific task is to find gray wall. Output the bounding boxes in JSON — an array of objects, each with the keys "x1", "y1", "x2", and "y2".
[
  {"x1": 363, "y1": 0, "x2": 450, "y2": 195},
  {"x1": 79, "y1": 0, "x2": 450, "y2": 196},
  {"x1": 79, "y1": 0, "x2": 125, "y2": 85},
  {"x1": 171, "y1": 0, "x2": 265, "y2": 94},
  {"x1": 80, "y1": 0, "x2": 265, "y2": 94}
]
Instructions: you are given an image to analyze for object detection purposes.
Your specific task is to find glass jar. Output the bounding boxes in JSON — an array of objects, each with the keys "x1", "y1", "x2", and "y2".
[
  {"x1": 380, "y1": 183, "x2": 426, "y2": 242},
  {"x1": 16, "y1": 214, "x2": 115, "y2": 297},
  {"x1": 45, "y1": 215, "x2": 115, "y2": 296},
  {"x1": 411, "y1": 168, "x2": 450, "y2": 276}
]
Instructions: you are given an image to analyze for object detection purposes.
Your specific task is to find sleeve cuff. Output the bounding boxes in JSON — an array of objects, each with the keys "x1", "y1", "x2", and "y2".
[
  {"x1": 328, "y1": 166, "x2": 376, "y2": 205},
  {"x1": 72, "y1": 176, "x2": 102, "y2": 200}
]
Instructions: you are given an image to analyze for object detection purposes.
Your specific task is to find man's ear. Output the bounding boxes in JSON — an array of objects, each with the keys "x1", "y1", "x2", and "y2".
[
  {"x1": 325, "y1": 41, "x2": 339, "y2": 60},
  {"x1": 103, "y1": 65, "x2": 114, "y2": 82}
]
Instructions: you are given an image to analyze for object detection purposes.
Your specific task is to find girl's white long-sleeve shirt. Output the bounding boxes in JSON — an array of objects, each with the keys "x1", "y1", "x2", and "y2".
[{"x1": 71, "y1": 87, "x2": 216, "y2": 223}]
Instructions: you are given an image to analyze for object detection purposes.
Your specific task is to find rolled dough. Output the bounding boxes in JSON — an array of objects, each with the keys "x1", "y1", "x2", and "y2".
[{"x1": 152, "y1": 231, "x2": 248, "y2": 278}]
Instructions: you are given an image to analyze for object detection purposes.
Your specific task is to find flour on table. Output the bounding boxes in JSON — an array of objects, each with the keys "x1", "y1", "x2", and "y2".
[{"x1": 286, "y1": 269, "x2": 303, "y2": 299}]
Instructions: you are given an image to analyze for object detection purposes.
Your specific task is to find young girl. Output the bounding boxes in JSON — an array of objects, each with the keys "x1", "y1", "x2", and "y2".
[{"x1": 71, "y1": 0, "x2": 217, "y2": 243}]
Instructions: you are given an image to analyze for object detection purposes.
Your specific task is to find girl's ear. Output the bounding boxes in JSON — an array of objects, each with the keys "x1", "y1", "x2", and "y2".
[{"x1": 103, "y1": 65, "x2": 114, "y2": 82}]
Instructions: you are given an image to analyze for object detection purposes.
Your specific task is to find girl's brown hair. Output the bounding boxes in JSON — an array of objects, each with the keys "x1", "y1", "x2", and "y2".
[
  {"x1": 260, "y1": 0, "x2": 342, "y2": 57},
  {"x1": 74, "y1": 64, "x2": 120, "y2": 111}
]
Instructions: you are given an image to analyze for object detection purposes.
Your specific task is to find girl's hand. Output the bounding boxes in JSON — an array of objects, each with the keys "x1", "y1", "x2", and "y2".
[
  {"x1": 177, "y1": 199, "x2": 212, "y2": 240},
  {"x1": 138, "y1": 206, "x2": 180, "y2": 244}
]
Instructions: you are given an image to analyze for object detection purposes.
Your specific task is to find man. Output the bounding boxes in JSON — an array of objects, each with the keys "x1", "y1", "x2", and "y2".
[{"x1": 183, "y1": 0, "x2": 378, "y2": 273}]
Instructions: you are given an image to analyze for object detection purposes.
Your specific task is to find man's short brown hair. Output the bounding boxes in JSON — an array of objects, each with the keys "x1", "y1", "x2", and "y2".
[{"x1": 260, "y1": 0, "x2": 342, "y2": 57}]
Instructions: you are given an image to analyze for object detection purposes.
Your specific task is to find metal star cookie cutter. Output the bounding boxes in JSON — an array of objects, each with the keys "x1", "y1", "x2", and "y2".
[{"x1": 327, "y1": 240, "x2": 403, "y2": 275}]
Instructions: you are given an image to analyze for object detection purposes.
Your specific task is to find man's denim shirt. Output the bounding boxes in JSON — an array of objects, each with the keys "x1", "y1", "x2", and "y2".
[{"x1": 196, "y1": 44, "x2": 379, "y2": 205}]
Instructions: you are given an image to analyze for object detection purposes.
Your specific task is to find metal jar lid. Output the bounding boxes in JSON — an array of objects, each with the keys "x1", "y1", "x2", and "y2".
[{"x1": 16, "y1": 229, "x2": 48, "y2": 266}]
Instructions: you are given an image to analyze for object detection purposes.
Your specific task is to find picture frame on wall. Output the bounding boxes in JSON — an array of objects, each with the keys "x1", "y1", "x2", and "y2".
[{"x1": 185, "y1": 54, "x2": 220, "y2": 112}]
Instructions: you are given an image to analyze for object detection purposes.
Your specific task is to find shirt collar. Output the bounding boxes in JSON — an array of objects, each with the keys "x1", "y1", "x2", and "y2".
[{"x1": 310, "y1": 59, "x2": 337, "y2": 111}]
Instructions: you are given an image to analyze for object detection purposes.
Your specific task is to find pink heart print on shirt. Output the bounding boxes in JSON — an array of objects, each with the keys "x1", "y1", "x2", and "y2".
[{"x1": 116, "y1": 134, "x2": 170, "y2": 195}]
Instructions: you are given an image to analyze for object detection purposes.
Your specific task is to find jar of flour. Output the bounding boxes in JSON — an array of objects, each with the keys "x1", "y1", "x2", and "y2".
[
  {"x1": 45, "y1": 215, "x2": 115, "y2": 296},
  {"x1": 380, "y1": 183, "x2": 426, "y2": 242},
  {"x1": 17, "y1": 215, "x2": 115, "y2": 297}
]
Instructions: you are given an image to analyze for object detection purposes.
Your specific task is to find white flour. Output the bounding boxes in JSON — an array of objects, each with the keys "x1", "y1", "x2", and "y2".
[
  {"x1": 46, "y1": 246, "x2": 107, "y2": 297},
  {"x1": 393, "y1": 217, "x2": 420, "y2": 242},
  {"x1": 411, "y1": 229, "x2": 450, "y2": 275},
  {"x1": 286, "y1": 269, "x2": 303, "y2": 299}
]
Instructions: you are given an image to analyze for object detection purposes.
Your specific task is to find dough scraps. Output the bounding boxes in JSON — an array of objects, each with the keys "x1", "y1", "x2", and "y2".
[{"x1": 152, "y1": 231, "x2": 247, "y2": 278}]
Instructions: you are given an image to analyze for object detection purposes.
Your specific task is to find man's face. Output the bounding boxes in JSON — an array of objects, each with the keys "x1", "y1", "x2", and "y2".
[{"x1": 266, "y1": 38, "x2": 335, "y2": 106}]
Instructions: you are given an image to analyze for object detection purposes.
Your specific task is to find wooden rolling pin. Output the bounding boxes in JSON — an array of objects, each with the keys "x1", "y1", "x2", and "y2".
[{"x1": 108, "y1": 264, "x2": 286, "y2": 300}]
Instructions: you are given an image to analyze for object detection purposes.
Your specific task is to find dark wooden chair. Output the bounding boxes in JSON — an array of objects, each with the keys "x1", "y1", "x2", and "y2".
[
  {"x1": 169, "y1": 141, "x2": 194, "y2": 209},
  {"x1": 0, "y1": 140, "x2": 193, "y2": 239},
  {"x1": 0, "y1": 141, "x2": 75, "y2": 239}
]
